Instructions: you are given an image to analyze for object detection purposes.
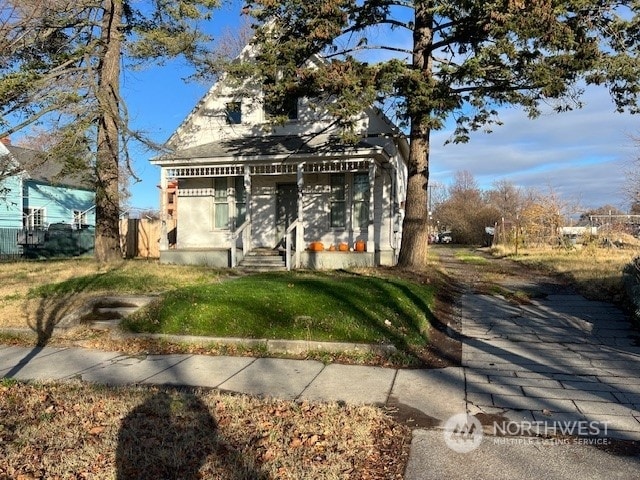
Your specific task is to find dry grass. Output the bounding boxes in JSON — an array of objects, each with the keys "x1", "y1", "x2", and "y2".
[
  {"x1": 0, "y1": 259, "x2": 98, "y2": 329},
  {"x1": 0, "y1": 259, "x2": 221, "y2": 330},
  {"x1": 491, "y1": 244, "x2": 640, "y2": 303},
  {"x1": 0, "y1": 380, "x2": 410, "y2": 480}
]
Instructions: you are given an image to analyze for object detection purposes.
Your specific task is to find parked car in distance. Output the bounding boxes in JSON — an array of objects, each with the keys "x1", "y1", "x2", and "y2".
[{"x1": 439, "y1": 232, "x2": 452, "y2": 244}]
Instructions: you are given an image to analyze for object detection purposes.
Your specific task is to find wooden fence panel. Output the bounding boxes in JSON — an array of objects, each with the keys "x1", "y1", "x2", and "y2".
[{"x1": 120, "y1": 218, "x2": 175, "y2": 259}]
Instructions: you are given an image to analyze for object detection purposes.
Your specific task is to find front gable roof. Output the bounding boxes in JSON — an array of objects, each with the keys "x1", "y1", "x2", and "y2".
[
  {"x1": 5, "y1": 145, "x2": 93, "y2": 190},
  {"x1": 160, "y1": 38, "x2": 409, "y2": 165}
]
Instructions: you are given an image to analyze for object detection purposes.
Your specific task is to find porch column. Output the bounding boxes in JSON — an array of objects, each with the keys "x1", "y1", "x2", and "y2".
[
  {"x1": 159, "y1": 167, "x2": 169, "y2": 251},
  {"x1": 296, "y1": 162, "x2": 304, "y2": 268},
  {"x1": 367, "y1": 161, "x2": 376, "y2": 253},
  {"x1": 244, "y1": 164, "x2": 252, "y2": 247},
  {"x1": 244, "y1": 165, "x2": 252, "y2": 223}
]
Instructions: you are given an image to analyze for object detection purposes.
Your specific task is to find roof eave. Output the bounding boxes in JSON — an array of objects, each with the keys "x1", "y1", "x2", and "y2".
[{"x1": 151, "y1": 146, "x2": 389, "y2": 167}]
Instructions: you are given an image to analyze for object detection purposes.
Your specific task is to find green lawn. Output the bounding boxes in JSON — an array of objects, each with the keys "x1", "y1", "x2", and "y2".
[
  {"x1": 122, "y1": 271, "x2": 434, "y2": 350},
  {"x1": 12, "y1": 262, "x2": 436, "y2": 365},
  {"x1": 454, "y1": 249, "x2": 489, "y2": 265}
]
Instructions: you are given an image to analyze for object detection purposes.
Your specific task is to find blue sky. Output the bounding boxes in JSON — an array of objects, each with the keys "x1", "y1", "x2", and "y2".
[{"x1": 124, "y1": 2, "x2": 639, "y2": 213}]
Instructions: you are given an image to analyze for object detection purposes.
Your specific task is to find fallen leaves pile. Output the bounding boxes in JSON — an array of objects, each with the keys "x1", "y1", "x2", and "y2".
[{"x1": 0, "y1": 380, "x2": 410, "y2": 479}]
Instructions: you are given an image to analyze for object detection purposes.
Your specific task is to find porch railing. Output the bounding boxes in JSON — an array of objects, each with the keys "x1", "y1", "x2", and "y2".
[
  {"x1": 285, "y1": 219, "x2": 302, "y2": 271},
  {"x1": 230, "y1": 219, "x2": 251, "y2": 267}
]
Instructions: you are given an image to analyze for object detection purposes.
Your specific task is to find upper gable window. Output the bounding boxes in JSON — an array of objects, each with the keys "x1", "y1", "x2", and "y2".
[
  {"x1": 73, "y1": 210, "x2": 88, "y2": 228},
  {"x1": 225, "y1": 102, "x2": 242, "y2": 124},
  {"x1": 265, "y1": 96, "x2": 298, "y2": 121},
  {"x1": 263, "y1": 77, "x2": 298, "y2": 121}
]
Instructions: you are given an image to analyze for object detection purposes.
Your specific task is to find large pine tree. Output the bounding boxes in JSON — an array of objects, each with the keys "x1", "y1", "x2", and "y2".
[
  {"x1": 0, "y1": 0, "x2": 219, "y2": 261},
  {"x1": 242, "y1": 0, "x2": 640, "y2": 269}
]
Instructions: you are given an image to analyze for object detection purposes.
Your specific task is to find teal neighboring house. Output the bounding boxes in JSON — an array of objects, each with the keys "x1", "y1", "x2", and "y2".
[{"x1": 0, "y1": 139, "x2": 96, "y2": 258}]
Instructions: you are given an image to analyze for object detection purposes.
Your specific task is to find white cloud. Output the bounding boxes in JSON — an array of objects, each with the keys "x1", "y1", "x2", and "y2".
[{"x1": 429, "y1": 86, "x2": 639, "y2": 210}]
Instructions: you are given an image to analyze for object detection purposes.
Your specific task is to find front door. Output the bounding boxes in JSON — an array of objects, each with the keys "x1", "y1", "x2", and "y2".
[{"x1": 276, "y1": 183, "x2": 298, "y2": 247}]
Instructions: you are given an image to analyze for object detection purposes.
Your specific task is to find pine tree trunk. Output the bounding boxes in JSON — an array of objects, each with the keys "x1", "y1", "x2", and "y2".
[
  {"x1": 397, "y1": 3, "x2": 433, "y2": 270},
  {"x1": 397, "y1": 129, "x2": 431, "y2": 269},
  {"x1": 94, "y1": 0, "x2": 123, "y2": 262}
]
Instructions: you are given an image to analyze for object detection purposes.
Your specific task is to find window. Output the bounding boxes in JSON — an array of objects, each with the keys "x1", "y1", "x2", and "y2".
[
  {"x1": 264, "y1": 79, "x2": 298, "y2": 120},
  {"x1": 225, "y1": 102, "x2": 242, "y2": 124},
  {"x1": 73, "y1": 210, "x2": 87, "y2": 228},
  {"x1": 23, "y1": 207, "x2": 45, "y2": 229},
  {"x1": 234, "y1": 176, "x2": 246, "y2": 226},
  {"x1": 353, "y1": 173, "x2": 370, "y2": 229},
  {"x1": 213, "y1": 178, "x2": 229, "y2": 229},
  {"x1": 330, "y1": 174, "x2": 346, "y2": 228}
]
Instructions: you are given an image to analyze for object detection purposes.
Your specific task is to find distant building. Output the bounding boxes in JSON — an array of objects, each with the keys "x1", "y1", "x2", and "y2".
[
  {"x1": 559, "y1": 226, "x2": 598, "y2": 237},
  {"x1": 0, "y1": 138, "x2": 96, "y2": 257}
]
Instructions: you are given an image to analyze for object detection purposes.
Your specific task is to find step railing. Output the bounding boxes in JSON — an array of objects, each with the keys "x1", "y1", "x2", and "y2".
[
  {"x1": 230, "y1": 219, "x2": 251, "y2": 267},
  {"x1": 285, "y1": 219, "x2": 302, "y2": 271}
]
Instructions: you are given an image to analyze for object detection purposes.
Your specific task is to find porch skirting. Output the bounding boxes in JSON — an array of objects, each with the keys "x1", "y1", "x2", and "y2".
[
  {"x1": 159, "y1": 248, "x2": 396, "y2": 269},
  {"x1": 159, "y1": 248, "x2": 235, "y2": 268},
  {"x1": 302, "y1": 251, "x2": 375, "y2": 269}
]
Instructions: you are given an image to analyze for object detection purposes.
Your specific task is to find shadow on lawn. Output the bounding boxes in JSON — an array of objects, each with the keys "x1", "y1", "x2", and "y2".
[
  {"x1": 235, "y1": 271, "x2": 455, "y2": 366},
  {"x1": 5, "y1": 267, "x2": 114, "y2": 378},
  {"x1": 121, "y1": 270, "x2": 462, "y2": 368},
  {"x1": 116, "y1": 389, "x2": 264, "y2": 480}
]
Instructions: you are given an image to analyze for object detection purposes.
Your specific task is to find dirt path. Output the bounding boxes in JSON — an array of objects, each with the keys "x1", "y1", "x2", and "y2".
[{"x1": 433, "y1": 245, "x2": 569, "y2": 296}]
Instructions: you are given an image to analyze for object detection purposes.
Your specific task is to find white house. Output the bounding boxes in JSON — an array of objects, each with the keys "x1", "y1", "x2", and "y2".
[{"x1": 152, "y1": 50, "x2": 409, "y2": 270}]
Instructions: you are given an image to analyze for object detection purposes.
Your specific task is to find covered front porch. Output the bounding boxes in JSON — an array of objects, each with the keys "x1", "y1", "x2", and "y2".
[{"x1": 153, "y1": 137, "x2": 405, "y2": 270}]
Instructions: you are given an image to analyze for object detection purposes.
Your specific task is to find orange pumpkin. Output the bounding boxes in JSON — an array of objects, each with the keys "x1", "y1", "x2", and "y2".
[
  {"x1": 338, "y1": 242, "x2": 349, "y2": 251},
  {"x1": 355, "y1": 240, "x2": 366, "y2": 252},
  {"x1": 309, "y1": 242, "x2": 324, "y2": 251}
]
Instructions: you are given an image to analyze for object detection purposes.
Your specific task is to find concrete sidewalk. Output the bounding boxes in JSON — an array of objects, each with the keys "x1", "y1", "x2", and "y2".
[{"x1": 0, "y1": 343, "x2": 464, "y2": 422}]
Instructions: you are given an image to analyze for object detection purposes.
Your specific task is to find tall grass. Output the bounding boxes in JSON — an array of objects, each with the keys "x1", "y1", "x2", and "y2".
[{"x1": 492, "y1": 245, "x2": 639, "y2": 303}]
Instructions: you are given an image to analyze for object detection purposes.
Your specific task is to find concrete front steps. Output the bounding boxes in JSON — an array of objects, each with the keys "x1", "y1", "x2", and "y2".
[
  {"x1": 238, "y1": 248, "x2": 287, "y2": 272},
  {"x1": 55, "y1": 295, "x2": 158, "y2": 332}
]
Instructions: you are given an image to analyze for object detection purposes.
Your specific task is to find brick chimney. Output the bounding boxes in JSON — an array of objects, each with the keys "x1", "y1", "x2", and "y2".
[{"x1": 0, "y1": 136, "x2": 10, "y2": 146}]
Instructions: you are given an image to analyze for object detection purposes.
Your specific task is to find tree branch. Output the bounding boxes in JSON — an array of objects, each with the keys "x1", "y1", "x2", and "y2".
[{"x1": 324, "y1": 44, "x2": 413, "y2": 58}]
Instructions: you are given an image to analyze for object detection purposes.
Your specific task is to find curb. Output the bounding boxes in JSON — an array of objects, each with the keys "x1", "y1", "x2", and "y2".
[
  {"x1": 0, "y1": 328, "x2": 398, "y2": 356},
  {"x1": 112, "y1": 332, "x2": 398, "y2": 356}
]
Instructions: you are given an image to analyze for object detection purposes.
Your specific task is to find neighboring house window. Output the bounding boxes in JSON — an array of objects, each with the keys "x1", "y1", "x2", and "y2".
[
  {"x1": 213, "y1": 177, "x2": 229, "y2": 229},
  {"x1": 73, "y1": 210, "x2": 87, "y2": 228},
  {"x1": 226, "y1": 102, "x2": 242, "y2": 124},
  {"x1": 330, "y1": 174, "x2": 346, "y2": 228},
  {"x1": 353, "y1": 173, "x2": 370, "y2": 229},
  {"x1": 24, "y1": 207, "x2": 45, "y2": 229},
  {"x1": 234, "y1": 176, "x2": 246, "y2": 226}
]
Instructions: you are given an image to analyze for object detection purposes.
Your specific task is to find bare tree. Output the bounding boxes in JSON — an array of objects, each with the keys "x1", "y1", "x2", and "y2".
[
  {"x1": 486, "y1": 180, "x2": 524, "y2": 223},
  {"x1": 623, "y1": 135, "x2": 640, "y2": 210},
  {"x1": 433, "y1": 170, "x2": 500, "y2": 244}
]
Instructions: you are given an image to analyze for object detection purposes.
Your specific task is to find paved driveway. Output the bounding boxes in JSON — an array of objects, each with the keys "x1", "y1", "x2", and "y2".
[
  {"x1": 461, "y1": 281, "x2": 640, "y2": 439},
  {"x1": 405, "y1": 250, "x2": 640, "y2": 480}
]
